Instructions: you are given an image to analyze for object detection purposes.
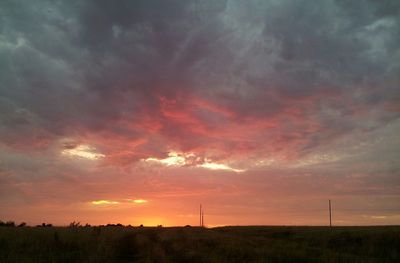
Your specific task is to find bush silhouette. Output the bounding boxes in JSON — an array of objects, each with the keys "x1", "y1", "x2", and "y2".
[
  {"x1": 2, "y1": 221, "x2": 16, "y2": 227},
  {"x1": 69, "y1": 221, "x2": 81, "y2": 227}
]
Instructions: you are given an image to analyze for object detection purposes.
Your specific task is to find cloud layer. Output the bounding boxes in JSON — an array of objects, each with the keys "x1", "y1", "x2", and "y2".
[{"x1": 0, "y1": 0, "x2": 399, "y2": 225}]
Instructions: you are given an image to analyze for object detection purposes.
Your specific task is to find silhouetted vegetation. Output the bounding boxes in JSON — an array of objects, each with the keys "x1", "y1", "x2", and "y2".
[
  {"x1": 69, "y1": 221, "x2": 81, "y2": 228},
  {"x1": 36, "y1": 223, "x2": 53, "y2": 227},
  {"x1": 0, "y1": 221, "x2": 16, "y2": 227},
  {"x1": 17, "y1": 222, "x2": 26, "y2": 227},
  {"x1": 106, "y1": 223, "x2": 124, "y2": 227},
  {"x1": 0, "y1": 225, "x2": 399, "y2": 262}
]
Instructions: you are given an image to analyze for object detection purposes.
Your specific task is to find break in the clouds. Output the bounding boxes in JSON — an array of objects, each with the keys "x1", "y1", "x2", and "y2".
[{"x1": 0, "y1": 0, "x2": 399, "y2": 226}]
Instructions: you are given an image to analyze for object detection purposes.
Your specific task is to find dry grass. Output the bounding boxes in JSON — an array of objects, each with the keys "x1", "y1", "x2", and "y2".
[{"x1": 0, "y1": 225, "x2": 399, "y2": 262}]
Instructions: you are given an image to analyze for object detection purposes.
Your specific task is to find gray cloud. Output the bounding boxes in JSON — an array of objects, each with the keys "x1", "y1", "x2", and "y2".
[{"x1": 0, "y1": 0, "x2": 398, "y2": 167}]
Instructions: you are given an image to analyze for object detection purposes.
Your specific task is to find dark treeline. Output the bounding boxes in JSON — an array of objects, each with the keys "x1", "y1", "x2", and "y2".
[
  {"x1": 0, "y1": 220, "x2": 163, "y2": 228},
  {"x1": 0, "y1": 220, "x2": 51, "y2": 227},
  {"x1": 0, "y1": 221, "x2": 25, "y2": 227}
]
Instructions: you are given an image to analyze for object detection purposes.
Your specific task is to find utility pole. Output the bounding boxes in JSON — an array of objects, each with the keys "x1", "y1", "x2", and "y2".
[
  {"x1": 200, "y1": 204, "x2": 202, "y2": 227},
  {"x1": 329, "y1": 200, "x2": 332, "y2": 228},
  {"x1": 202, "y1": 209, "x2": 204, "y2": 227}
]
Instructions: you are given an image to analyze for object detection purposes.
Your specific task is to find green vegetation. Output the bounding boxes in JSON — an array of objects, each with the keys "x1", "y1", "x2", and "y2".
[{"x1": 0, "y1": 225, "x2": 399, "y2": 262}]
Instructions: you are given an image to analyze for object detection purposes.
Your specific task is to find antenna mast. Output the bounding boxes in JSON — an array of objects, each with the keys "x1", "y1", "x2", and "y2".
[
  {"x1": 202, "y1": 209, "x2": 204, "y2": 227},
  {"x1": 200, "y1": 204, "x2": 202, "y2": 227},
  {"x1": 329, "y1": 200, "x2": 332, "y2": 228}
]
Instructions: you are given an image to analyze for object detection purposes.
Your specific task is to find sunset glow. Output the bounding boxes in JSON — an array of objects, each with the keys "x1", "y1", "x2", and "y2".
[
  {"x1": 132, "y1": 199, "x2": 148, "y2": 204},
  {"x1": 144, "y1": 152, "x2": 187, "y2": 166},
  {"x1": 198, "y1": 162, "x2": 245, "y2": 173},
  {"x1": 0, "y1": 0, "x2": 399, "y2": 227},
  {"x1": 91, "y1": 200, "x2": 119, "y2": 205},
  {"x1": 62, "y1": 145, "x2": 105, "y2": 160}
]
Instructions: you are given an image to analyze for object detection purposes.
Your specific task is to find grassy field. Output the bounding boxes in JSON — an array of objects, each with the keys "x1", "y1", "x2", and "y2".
[{"x1": 0, "y1": 225, "x2": 399, "y2": 262}]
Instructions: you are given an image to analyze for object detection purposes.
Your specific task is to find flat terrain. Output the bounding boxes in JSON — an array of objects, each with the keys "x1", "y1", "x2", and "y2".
[{"x1": 0, "y1": 226, "x2": 399, "y2": 262}]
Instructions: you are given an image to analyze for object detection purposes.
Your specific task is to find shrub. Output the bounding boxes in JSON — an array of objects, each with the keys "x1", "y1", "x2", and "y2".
[
  {"x1": 5, "y1": 221, "x2": 15, "y2": 227},
  {"x1": 69, "y1": 221, "x2": 81, "y2": 227}
]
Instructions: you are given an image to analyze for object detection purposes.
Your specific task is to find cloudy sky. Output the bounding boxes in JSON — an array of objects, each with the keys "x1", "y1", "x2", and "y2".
[{"x1": 0, "y1": 0, "x2": 399, "y2": 226}]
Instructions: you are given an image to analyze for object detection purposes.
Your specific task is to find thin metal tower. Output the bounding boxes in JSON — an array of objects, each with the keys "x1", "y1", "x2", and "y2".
[
  {"x1": 329, "y1": 200, "x2": 332, "y2": 228},
  {"x1": 202, "y1": 209, "x2": 204, "y2": 227},
  {"x1": 200, "y1": 204, "x2": 202, "y2": 227}
]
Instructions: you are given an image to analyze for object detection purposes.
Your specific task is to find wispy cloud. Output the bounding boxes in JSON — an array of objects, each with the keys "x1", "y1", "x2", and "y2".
[{"x1": 62, "y1": 145, "x2": 105, "y2": 160}]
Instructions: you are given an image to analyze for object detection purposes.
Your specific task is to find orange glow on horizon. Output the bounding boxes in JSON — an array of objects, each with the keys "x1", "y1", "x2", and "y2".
[
  {"x1": 132, "y1": 199, "x2": 148, "y2": 204},
  {"x1": 91, "y1": 200, "x2": 119, "y2": 205}
]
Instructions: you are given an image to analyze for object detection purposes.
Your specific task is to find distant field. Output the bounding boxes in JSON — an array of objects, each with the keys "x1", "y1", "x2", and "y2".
[{"x1": 0, "y1": 226, "x2": 399, "y2": 262}]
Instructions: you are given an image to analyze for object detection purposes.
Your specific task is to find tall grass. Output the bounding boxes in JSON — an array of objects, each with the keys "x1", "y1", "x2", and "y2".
[{"x1": 0, "y1": 226, "x2": 398, "y2": 262}]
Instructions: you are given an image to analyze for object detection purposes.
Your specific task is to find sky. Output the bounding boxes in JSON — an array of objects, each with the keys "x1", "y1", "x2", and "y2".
[{"x1": 0, "y1": 0, "x2": 399, "y2": 227}]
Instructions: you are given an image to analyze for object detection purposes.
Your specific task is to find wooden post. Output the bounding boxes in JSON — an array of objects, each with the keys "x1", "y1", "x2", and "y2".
[{"x1": 329, "y1": 200, "x2": 332, "y2": 228}]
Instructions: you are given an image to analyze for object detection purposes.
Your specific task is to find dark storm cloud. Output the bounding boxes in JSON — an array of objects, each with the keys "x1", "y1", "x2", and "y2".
[{"x1": 0, "y1": 0, "x2": 399, "y2": 161}]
